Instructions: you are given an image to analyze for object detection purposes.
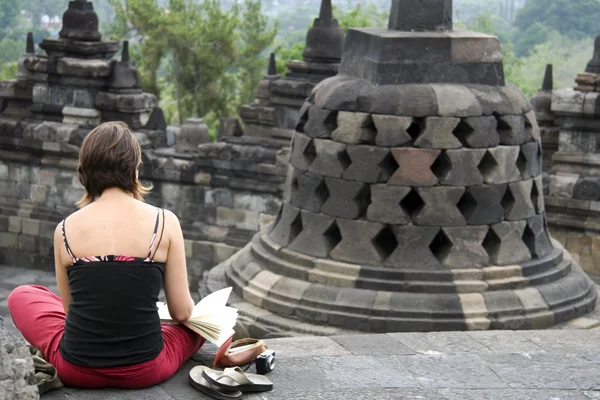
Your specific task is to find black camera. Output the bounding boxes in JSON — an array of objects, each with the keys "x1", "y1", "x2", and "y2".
[{"x1": 255, "y1": 350, "x2": 275, "y2": 375}]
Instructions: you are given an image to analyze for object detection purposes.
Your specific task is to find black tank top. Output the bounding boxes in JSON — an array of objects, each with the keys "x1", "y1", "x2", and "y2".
[{"x1": 58, "y1": 209, "x2": 167, "y2": 368}]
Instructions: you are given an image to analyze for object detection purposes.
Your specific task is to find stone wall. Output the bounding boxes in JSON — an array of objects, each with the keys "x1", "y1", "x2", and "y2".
[{"x1": 0, "y1": 119, "x2": 286, "y2": 288}]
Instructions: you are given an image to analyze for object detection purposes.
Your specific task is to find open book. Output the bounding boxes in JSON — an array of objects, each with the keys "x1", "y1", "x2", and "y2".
[{"x1": 157, "y1": 287, "x2": 238, "y2": 348}]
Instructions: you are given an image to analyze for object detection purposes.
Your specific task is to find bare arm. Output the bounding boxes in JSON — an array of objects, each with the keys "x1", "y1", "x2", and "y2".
[
  {"x1": 54, "y1": 224, "x2": 71, "y2": 315},
  {"x1": 163, "y1": 210, "x2": 194, "y2": 323}
]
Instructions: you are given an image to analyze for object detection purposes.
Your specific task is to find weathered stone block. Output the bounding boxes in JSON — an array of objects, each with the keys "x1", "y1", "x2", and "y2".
[
  {"x1": 436, "y1": 149, "x2": 486, "y2": 186},
  {"x1": 455, "y1": 116, "x2": 500, "y2": 148},
  {"x1": 303, "y1": 106, "x2": 337, "y2": 138},
  {"x1": 288, "y1": 211, "x2": 339, "y2": 258},
  {"x1": 331, "y1": 111, "x2": 376, "y2": 144},
  {"x1": 367, "y1": 185, "x2": 412, "y2": 224},
  {"x1": 438, "y1": 226, "x2": 491, "y2": 268},
  {"x1": 388, "y1": 148, "x2": 440, "y2": 186},
  {"x1": 309, "y1": 139, "x2": 350, "y2": 178},
  {"x1": 573, "y1": 177, "x2": 600, "y2": 201},
  {"x1": 329, "y1": 220, "x2": 386, "y2": 265},
  {"x1": 523, "y1": 215, "x2": 554, "y2": 259},
  {"x1": 358, "y1": 84, "x2": 439, "y2": 117},
  {"x1": 497, "y1": 115, "x2": 534, "y2": 145},
  {"x1": 342, "y1": 145, "x2": 390, "y2": 183},
  {"x1": 518, "y1": 142, "x2": 541, "y2": 180},
  {"x1": 484, "y1": 221, "x2": 530, "y2": 265},
  {"x1": 289, "y1": 170, "x2": 328, "y2": 213},
  {"x1": 384, "y1": 225, "x2": 442, "y2": 269},
  {"x1": 268, "y1": 203, "x2": 303, "y2": 247},
  {"x1": 503, "y1": 180, "x2": 536, "y2": 221},
  {"x1": 414, "y1": 187, "x2": 466, "y2": 226},
  {"x1": 533, "y1": 176, "x2": 545, "y2": 213},
  {"x1": 413, "y1": 117, "x2": 461, "y2": 149},
  {"x1": 431, "y1": 84, "x2": 483, "y2": 117},
  {"x1": 372, "y1": 115, "x2": 413, "y2": 147},
  {"x1": 290, "y1": 132, "x2": 315, "y2": 171},
  {"x1": 321, "y1": 177, "x2": 369, "y2": 219},
  {"x1": 461, "y1": 184, "x2": 506, "y2": 225},
  {"x1": 479, "y1": 146, "x2": 521, "y2": 184}
]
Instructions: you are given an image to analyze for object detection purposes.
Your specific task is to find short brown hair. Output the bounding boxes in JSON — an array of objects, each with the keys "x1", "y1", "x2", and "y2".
[{"x1": 76, "y1": 121, "x2": 152, "y2": 208}]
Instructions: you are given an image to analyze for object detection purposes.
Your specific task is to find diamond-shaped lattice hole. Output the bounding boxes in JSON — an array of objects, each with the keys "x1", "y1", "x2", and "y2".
[
  {"x1": 452, "y1": 120, "x2": 474, "y2": 146},
  {"x1": 324, "y1": 110, "x2": 339, "y2": 132},
  {"x1": 477, "y1": 151, "x2": 498, "y2": 179},
  {"x1": 457, "y1": 191, "x2": 478, "y2": 221},
  {"x1": 337, "y1": 148, "x2": 352, "y2": 171},
  {"x1": 495, "y1": 115, "x2": 513, "y2": 136},
  {"x1": 482, "y1": 228, "x2": 501, "y2": 261},
  {"x1": 372, "y1": 225, "x2": 398, "y2": 262},
  {"x1": 289, "y1": 212, "x2": 303, "y2": 244},
  {"x1": 323, "y1": 221, "x2": 342, "y2": 252},
  {"x1": 303, "y1": 140, "x2": 317, "y2": 164},
  {"x1": 522, "y1": 225, "x2": 537, "y2": 257},
  {"x1": 531, "y1": 181, "x2": 540, "y2": 213},
  {"x1": 431, "y1": 152, "x2": 452, "y2": 181},
  {"x1": 407, "y1": 118, "x2": 423, "y2": 141},
  {"x1": 378, "y1": 152, "x2": 399, "y2": 182},
  {"x1": 516, "y1": 148, "x2": 528, "y2": 177},
  {"x1": 429, "y1": 229, "x2": 453, "y2": 263},
  {"x1": 315, "y1": 179, "x2": 330, "y2": 205},
  {"x1": 290, "y1": 175, "x2": 300, "y2": 197},
  {"x1": 400, "y1": 189, "x2": 425, "y2": 218},
  {"x1": 295, "y1": 108, "x2": 310, "y2": 133},
  {"x1": 501, "y1": 186, "x2": 515, "y2": 213}
]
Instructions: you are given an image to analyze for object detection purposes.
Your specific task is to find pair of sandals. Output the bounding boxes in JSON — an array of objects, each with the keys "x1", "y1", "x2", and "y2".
[{"x1": 189, "y1": 338, "x2": 274, "y2": 399}]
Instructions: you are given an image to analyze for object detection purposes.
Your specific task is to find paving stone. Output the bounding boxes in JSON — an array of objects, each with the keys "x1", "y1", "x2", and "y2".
[
  {"x1": 321, "y1": 177, "x2": 369, "y2": 219},
  {"x1": 372, "y1": 115, "x2": 413, "y2": 147},
  {"x1": 316, "y1": 355, "x2": 418, "y2": 388},
  {"x1": 573, "y1": 177, "x2": 600, "y2": 201},
  {"x1": 289, "y1": 132, "x2": 316, "y2": 171},
  {"x1": 288, "y1": 211, "x2": 339, "y2": 258},
  {"x1": 523, "y1": 215, "x2": 554, "y2": 259},
  {"x1": 485, "y1": 353, "x2": 600, "y2": 390},
  {"x1": 497, "y1": 115, "x2": 534, "y2": 145},
  {"x1": 268, "y1": 203, "x2": 303, "y2": 247},
  {"x1": 397, "y1": 354, "x2": 505, "y2": 389},
  {"x1": 389, "y1": 332, "x2": 493, "y2": 355},
  {"x1": 414, "y1": 117, "x2": 462, "y2": 149},
  {"x1": 518, "y1": 142, "x2": 541, "y2": 180},
  {"x1": 329, "y1": 219, "x2": 385, "y2": 265},
  {"x1": 484, "y1": 221, "x2": 531, "y2": 265},
  {"x1": 439, "y1": 389, "x2": 591, "y2": 400},
  {"x1": 388, "y1": 148, "x2": 440, "y2": 186},
  {"x1": 366, "y1": 185, "x2": 412, "y2": 224},
  {"x1": 460, "y1": 184, "x2": 507, "y2": 225},
  {"x1": 289, "y1": 170, "x2": 328, "y2": 213},
  {"x1": 332, "y1": 334, "x2": 415, "y2": 355},
  {"x1": 414, "y1": 187, "x2": 466, "y2": 226},
  {"x1": 309, "y1": 139, "x2": 350, "y2": 178},
  {"x1": 465, "y1": 331, "x2": 546, "y2": 355},
  {"x1": 261, "y1": 357, "x2": 334, "y2": 394},
  {"x1": 303, "y1": 106, "x2": 337, "y2": 138},
  {"x1": 503, "y1": 180, "x2": 536, "y2": 221},
  {"x1": 264, "y1": 336, "x2": 350, "y2": 359},
  {"x1": 479, "y1": 146, "x2": 521, "y2": 184},
  {"x1": 342, "y1": 145, "x2": 390, "y2": 183},
  {"x1": 439, "y1": 226, "x2": 491, "y2": 268},
  {"x1": 270, "y1": 388, "x2": 447, "y2": 400},
  {"x1": 436, "y1": 149, "x2": 486, "y2": 186},
  {"x1": 331, "y1": 111, "x2": 376, "y2": 144},
  {"x1": 453, "y1": 116, "x2": 500, "y2": 148},
  {"x1": 384, "y1": 226, "x2": 444, "y2": 270}
]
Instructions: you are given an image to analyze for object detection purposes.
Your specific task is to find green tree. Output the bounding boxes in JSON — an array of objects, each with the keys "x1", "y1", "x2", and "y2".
[
  {"x1": 22, "y1": 0, "x2": 65, "y2": 26},
  {"x1": 515, "y1": 0, "x2": 600, "y2": 41},
  {"x1": 236, "y1": 0, "x2": 279, "y2": 105},
  {"x1": 0, "y1": 0, "x2": 22, "y2": 41}
]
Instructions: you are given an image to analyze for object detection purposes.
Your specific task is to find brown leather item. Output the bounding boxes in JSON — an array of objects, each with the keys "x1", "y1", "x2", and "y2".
[{"x1": 213, "y1": 338, "x2": 268, "y2": 369}]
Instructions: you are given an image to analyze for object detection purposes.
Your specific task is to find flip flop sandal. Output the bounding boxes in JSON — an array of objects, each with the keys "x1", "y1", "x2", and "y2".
[
  {"x1": 202, "y1": 366, "x2": 273, "y2": 393},
  {"x1": 189, "y1": 366, "x2": 242, "y2": 400}
]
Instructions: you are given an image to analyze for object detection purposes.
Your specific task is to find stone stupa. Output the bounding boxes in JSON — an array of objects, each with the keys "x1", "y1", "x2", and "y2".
[{"x1": 206, "y1": 0, "x2": 597, "y2": 337}]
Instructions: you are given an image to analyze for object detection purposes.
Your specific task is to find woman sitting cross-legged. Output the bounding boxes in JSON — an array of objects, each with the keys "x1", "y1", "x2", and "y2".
[{"x1": 8, "y1": 121, "x2": 204, "y2": 389}]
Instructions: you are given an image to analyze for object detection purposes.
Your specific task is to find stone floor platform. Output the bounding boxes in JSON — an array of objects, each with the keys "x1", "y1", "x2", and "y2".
[{"x1": 3, "y1": 266, "x2": 600, "y2": 399}]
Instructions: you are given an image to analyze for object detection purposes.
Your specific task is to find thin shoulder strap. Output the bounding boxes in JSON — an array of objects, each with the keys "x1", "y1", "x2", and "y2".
[
  {"x1": 145, "y1": 208, "x2": 161, "y2": 261},
  {"x1": 150, "y1": 209, "x2": 166, "y2": 261},
  {"x1": 61, "y1": 219, "x2": 77, "y2": 263}
]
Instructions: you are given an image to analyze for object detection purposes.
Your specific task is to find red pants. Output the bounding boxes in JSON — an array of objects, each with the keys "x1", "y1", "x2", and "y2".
[{"x1": 8, "y1": 285, "x2": 205, "y2": 389}]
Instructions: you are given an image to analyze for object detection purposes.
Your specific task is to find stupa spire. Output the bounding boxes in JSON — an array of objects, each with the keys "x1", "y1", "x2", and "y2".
[
  {"x1": 26, "y1": 32, "x2": 34, "y2": 54},
  {"x1": 267, "y1": 53, "x2": 277, "y2": 76},
  {"x1": 389, "y1": 0, "x2": 453, "y2": 31},
  {"x1": 542, "y1": 64, "x2": 553, "y2": 91}
]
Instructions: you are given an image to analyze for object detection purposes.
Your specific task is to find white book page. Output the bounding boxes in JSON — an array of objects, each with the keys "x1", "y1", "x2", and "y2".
[{"x1": 156, "y1": 287, "x2": 234, "y2": 321}]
